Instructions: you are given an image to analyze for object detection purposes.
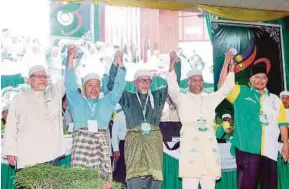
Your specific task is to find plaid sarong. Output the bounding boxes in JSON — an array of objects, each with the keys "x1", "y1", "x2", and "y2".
[{"x1": 71, "y1": 128, "x2": 112, "y2": 181}]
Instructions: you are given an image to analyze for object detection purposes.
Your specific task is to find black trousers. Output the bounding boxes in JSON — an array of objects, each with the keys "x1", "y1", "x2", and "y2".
[
  {"x1": 236, "y1": 148, "x2": 277, "y2": 189},
  {"x1": 113, "y1": 140, "x2": 126, "y2": 184}
]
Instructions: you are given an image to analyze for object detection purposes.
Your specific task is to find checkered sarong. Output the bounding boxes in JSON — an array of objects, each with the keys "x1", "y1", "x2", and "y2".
[{"x1": 71, "y1": 128, "x2": 112, "y2": 181}]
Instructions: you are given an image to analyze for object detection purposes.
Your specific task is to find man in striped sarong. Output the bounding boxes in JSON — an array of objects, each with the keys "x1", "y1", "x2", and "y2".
[{"x1": 65, "y1": 45, "x2": 126, "y2": 187}]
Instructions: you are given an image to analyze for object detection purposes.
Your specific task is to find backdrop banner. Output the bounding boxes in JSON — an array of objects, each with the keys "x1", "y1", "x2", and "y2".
[{"x1": 212, "y1": 20, "x2": 285, "y2": 117}]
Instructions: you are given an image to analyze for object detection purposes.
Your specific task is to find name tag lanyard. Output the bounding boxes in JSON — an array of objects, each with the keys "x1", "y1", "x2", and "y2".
[{"x1": 136, "y1": 93, "x2": 149, "y2": 123}]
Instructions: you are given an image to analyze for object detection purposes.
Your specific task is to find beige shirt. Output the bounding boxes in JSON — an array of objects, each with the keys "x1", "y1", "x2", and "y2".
[
  {"x1": 2, "y1": 81, "x2": 65, "y2": 168},
  {"x1": 167, "y1": 71, "x2": 235, "y2": 179}
]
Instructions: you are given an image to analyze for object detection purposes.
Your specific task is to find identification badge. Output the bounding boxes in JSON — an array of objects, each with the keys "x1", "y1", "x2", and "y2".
[
  {"x1": 88, "y1": 120, "x2": 98, "y2": 133},
  {"x1": 68, "y1": 123, "x2": 74, "y2": 133},
  {"x1": 141, "y1": 122, "x2": 151, "y2": 135},
  {"x1": 260, "y1": 114, "x2": 269, "y2": 126},
  {"x1": 197, "y1": 118, "x2": 208, "y2": 132}
]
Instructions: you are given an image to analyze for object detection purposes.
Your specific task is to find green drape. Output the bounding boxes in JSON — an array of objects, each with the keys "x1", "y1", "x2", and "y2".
[
  {"x1": 162, "y1": 153, "x2": 237, "y2": 189},
  {"x1": 1, "y1": 164, "x2": 16, "y2": 189},
  {"x1": 204, "y1": 12, "x2": 213, "y2": 42},
  {"x1": 1, "y1": 74, "x2": 25, "y2": 89}
]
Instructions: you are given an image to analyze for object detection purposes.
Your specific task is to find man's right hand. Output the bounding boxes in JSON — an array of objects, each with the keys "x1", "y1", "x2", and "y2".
[{"x1": 7, "y1": 155, "x2": 16, "y2": 167}]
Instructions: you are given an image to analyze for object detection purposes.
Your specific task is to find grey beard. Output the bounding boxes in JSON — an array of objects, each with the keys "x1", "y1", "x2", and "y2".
[
  {"x1": 87, "y1": 96, "x2": 98, "y2": 99},
  {"x1": 139, "y1": 90, "x2": 148, "y2": 94}
]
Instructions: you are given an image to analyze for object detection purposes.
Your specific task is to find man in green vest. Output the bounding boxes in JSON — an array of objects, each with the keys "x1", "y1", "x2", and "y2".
[{"x1": 220, "y1": 62, "x2": 289, "y2": 189}]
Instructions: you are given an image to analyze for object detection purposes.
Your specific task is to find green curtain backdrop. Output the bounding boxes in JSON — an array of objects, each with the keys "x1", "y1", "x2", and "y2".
[
  {"x1": 1, "y1": 74, "x2": 25, "y2": 89},
  {"x1": 205, "y1": 14, "x2": 289, "y2": 118}
]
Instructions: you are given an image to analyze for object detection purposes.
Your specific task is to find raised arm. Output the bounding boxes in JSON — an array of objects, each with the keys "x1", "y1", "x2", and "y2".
[
  {"x1": 166, "y1": 51, "x2": 182, "y2": 105},
  {"x1": 210, "y1": 52, "x2": 235, "y2": 107},
  {"x1": 106, "y1": 63, "x2": 118, "y2": 92},
  {"x1": 104, "y1": 51, "x2": 126, "y2": 107},
  {"x1": 218, "y1": 52, "x2": 234, "y2": 88},
  {"x1": 64, "y1": 46, "x2": 83, "y2": 103}
]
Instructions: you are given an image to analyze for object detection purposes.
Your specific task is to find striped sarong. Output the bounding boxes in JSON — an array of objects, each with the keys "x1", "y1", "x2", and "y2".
[
  {"x1": 125, "y1": 125, "x2": 163, "y2": 181},
  {"x1": 71, "y1": 128, "x2": 112, "y2": 181}
]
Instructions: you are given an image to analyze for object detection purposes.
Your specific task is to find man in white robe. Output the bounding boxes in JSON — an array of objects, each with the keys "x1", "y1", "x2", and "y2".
[
  {"x1": 166, "y1": 51, "x2": 235, "y2": 189},
  {"x1": 2, "y1": 65, "x2": 65, "y2": 170}
]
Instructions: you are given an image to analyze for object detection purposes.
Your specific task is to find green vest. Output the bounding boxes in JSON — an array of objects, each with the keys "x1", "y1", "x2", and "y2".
[{"x1": 230, "y1": 85, "x2": 262, "y2": 155}]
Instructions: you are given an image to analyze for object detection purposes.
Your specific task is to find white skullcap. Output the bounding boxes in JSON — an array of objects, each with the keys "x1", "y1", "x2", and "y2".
[
  {"x1": 134, "y1": 69, "x2": 151, "y2": 81},
  {"x1": 28, "y1": 65, "x2": 47, "y2": 77},
  {"x1": 2, "y1": 104, "x2": 9, "y2": 112},
  {"x1": 115, "y1": 103, "x2": 122, "y2": 110},
  {"x1": 280, "y1": 91, "x2": 289, "y2": 97},
  {"x1": 187, "y1": 69, "x2": 202, "y2": 79},
  {"x1": 82, "y1": 72, "x2": 101, "y2": 85},
  {"x1": 222, "y1": 114, "x2": 232, "y2": 119}
]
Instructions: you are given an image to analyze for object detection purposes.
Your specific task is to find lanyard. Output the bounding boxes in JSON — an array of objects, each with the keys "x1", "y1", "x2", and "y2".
[
  {"x1": 189, "y1": 93, "x2": 204, "y2": 118},
  {"x1": 136, "y1": 93, "x2": 149, "y2": 122},
  {"x1": 85, "y1": 98, "x2": 97, "y2": 119}
]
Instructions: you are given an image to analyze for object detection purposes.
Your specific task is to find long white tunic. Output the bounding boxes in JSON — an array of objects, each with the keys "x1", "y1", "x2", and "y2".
[
  {"x1": 2, "y1": 81, "x2": 65, "y2": 169},
  {"x1": 166, "y1": 71, "x2": 235, "y2": 179}
]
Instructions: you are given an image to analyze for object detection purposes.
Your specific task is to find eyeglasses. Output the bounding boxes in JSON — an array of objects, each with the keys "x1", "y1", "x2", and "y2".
[
  {"x1": 30, "y1": 75, "x2": 49, "y2": 79},
  {"x1": 138, "y1": 79, "x2": 152, "y2": 84}
]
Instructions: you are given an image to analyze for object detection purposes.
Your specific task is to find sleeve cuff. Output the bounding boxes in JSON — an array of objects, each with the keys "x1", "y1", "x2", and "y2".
[{"x1": 279, "y1": 122, "x2": 289, "y2": 127}]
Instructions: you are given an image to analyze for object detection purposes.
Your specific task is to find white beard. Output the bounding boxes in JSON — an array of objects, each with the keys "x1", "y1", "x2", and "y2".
[{"x1": 139, "y1": 90, "x2": 148, "y2": 94}]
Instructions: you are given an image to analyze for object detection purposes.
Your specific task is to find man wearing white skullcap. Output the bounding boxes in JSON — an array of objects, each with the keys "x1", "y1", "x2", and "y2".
[
  {"x1": 167, "y1": 51, "x2": 235, "y2": 189},
  {"x1": 65, "y1": 45, "x2": 126, "y2": 187},
  {"x1": 2, "y1": 63, "x2": 65, "y2": 170},
  {"x1": 280, "y1": 91, "x2": 289, "y2": 118},
  {"x1": 214, "y1": 114, "x2": 234, "y2": 141},
  {"x1": 106, "y1": 51, "x2": 182, "y2": 189}
]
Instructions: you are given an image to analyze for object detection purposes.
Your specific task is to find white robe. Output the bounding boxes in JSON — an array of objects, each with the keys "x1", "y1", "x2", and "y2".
[
  {"x1": 2, "y1": 81, "x2": 65, "y2": 169},
  {"x1": 166, "y1": 71, "x2": 235, "y2": 180}
]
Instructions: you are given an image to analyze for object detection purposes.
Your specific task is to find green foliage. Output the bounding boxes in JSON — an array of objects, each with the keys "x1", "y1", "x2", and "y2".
[{"x1": 16, "y1": 164, "x2": 121, "y2": 189}]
